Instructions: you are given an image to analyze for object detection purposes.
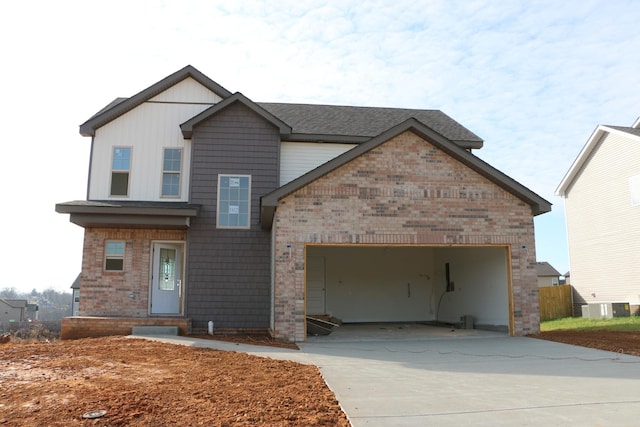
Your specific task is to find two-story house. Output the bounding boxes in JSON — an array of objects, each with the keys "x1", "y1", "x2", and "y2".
[
  {"x1": 556, "y1": 118, "x2": 640, "y2": 316},
  {"x1": 56, "y1": 65, "x2": 551, "y2": 342}
]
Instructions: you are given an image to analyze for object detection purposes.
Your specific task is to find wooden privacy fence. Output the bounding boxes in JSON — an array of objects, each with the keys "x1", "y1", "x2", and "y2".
[{"x1": 538, "y1": 285, "x2": 573, "y2": 321}]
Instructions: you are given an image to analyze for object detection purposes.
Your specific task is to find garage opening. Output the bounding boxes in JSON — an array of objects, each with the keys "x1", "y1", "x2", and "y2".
[{"x1": 305, "y1": 245, "x2": 511, "y2": 333}]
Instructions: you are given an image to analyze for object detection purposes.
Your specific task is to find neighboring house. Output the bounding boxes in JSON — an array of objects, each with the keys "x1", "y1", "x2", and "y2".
[
  {"x1": 1, "y1": 299, "x2": 30, "y2": 322},
  {"x1": 556, "y1": 118, "x2": 640, "y2": 316},
  {"x1": 71, "y1": 274, "x2": 80, "y2": 317},
  {"x1": 56, "y1": 65, "x2": 551, "y2": 342},
  {"x1": 535, "y1": 262, "x2": 561, "y2": 287}
]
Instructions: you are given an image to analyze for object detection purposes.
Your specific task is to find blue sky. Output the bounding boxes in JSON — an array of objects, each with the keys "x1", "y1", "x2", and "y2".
[{"x1": 2, "y1": 0, "x2": 639, "y2": 292}]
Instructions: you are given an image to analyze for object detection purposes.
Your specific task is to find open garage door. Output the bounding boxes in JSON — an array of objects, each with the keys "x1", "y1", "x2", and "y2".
[{"x1": 305, "y1": 245, "x2": 511, "y2": 332}]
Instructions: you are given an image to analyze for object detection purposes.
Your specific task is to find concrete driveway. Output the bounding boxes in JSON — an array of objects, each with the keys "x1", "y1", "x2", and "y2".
[
  {"x1": 300, "y1": 323, "x2": 640, "y2": 426},
  {"x1": 135, "y1": 323, "x2": 640, "y2": 426}
]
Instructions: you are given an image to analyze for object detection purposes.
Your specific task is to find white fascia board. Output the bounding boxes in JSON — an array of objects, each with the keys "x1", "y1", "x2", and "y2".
[
  {"x1": 555, "y1": 125, "x2": 606, "y2": 197},
  {"x1": 556, "y1": 124, "x2": 640, "y2": 197}
]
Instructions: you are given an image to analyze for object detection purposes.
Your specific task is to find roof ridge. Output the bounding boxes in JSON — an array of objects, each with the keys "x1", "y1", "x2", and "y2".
[{"x1": 258, "y1": 101, "x2": 442, "y2": 112}]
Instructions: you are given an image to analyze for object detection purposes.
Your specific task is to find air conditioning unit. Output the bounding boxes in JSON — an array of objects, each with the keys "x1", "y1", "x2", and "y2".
[{"x1": 581, "y1": 302, "x2": 630, "y2": 319}]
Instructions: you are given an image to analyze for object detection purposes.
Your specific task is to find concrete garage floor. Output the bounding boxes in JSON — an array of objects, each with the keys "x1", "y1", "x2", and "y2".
[
  {"x1": 300, "y1": 323, "x2": 640, "y2": 426},
  {"x1": 137, "y1": 323, "x2": 640, "y2": 426}
]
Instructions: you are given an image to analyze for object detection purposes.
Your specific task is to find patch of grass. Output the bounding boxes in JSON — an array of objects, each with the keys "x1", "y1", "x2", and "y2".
[{"x1": 541, "y1": 316, "x2": 640, "y2": 332}]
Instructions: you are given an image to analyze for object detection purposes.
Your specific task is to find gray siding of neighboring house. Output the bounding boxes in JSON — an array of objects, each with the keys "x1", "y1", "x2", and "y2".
[
  {"x1": 186, "y1": 102, "x2": 279, "y2": 330},
  {"x1": 0, "y1": 301, "x2": 24, "y2": 323}
]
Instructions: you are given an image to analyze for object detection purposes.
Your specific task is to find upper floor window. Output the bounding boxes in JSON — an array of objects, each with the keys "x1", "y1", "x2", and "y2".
[
  {"x1": 105, "y1": 241, "x2": 125, "y2": 271},
  {"x1": 162, "y1": 148, "x2": 182, "y2": 197},
  {"x1": 110, "y1": 147, "x2": 131, "y2": 196},
  {"x1": 217, "y1": 175, "x2": 251, "y2": 229}
]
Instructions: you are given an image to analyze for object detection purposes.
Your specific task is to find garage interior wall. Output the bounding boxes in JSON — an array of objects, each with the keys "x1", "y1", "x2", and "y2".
[
  {"x1": 306, "y1": 245, "x2": 509, "y2": 330},
  {"x1": 434, "y1": 246, "x2": 509, "y2": 330}
]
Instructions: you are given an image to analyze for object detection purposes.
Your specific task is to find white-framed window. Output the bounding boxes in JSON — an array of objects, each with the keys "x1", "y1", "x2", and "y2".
[
  {"x1": 110, "y1": 147, "x2": 131, "y2": 196},
  {"x1": 630, "y1": 174, "x2": 640, "y2": 206},
  {"x1": 217, "y1": 175, "x2": 251, "y2": 229},
  {"x1": 104, "y1": 241, "x2": 125, "y2": 271},
  {"x1": 161, "y1": 148, "x2": 182, "y2": 197}
]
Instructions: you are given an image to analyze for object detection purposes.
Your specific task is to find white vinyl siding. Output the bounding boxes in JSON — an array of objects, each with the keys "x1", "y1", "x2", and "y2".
[
  {"x1": 564, "y1": 131, "x2": 640, "y2": 304},
  {"x1": 88, "y1": 78, "x2": 222, "y2": 201},
  {"x1": 280, "y1": 142, "x2": 356, "y2": 185}
]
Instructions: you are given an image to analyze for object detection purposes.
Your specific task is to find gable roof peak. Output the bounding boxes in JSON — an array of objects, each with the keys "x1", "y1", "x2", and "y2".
[
  {"x1": 180, "y1": 92, "x2": 292, "y2": 138},
  {"x1": 556, "y1": 121, "x2": 640, "y2": 197},
  {"x1": 79, "y1": 65, "x2": 232, "y2": 136},
  {"x1": 260, "y1": 117, "x2": 550, "y2": 229}
]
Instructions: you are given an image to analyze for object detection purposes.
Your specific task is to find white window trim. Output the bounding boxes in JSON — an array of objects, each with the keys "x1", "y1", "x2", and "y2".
[
  {"x1": 216, "y1": 174, "x2": 251, "y2": 229},
  {"x1": 109, "y1": 146, "x2": 132, "y2": 198},
  {"x1": 160, "y1": 147, "x2": 182, "y2": 198}
]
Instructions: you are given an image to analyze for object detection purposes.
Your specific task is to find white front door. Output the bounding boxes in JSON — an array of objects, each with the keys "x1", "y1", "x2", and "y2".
[
  {"x1": 306, "y1": 256, "x2": 326, "y2": 315},
  {"x1": 151, "y1": 243, "x2": 182, "y2": 315}
]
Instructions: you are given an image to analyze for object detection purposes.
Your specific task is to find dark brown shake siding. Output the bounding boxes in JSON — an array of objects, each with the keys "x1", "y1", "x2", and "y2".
[{"x1": 187, "y1": 102, "x2": 280, "y2": 329}]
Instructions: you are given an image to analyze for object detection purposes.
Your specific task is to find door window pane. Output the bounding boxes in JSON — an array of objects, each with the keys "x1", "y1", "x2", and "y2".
[{"x1": 159, "y1": 248, "x2": 176, "y2": 290}]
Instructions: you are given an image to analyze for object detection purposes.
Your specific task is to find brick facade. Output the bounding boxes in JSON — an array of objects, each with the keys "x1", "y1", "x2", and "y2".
[
  {"x1": 78, "y1": 228, "x2": 187, "y2": 317},
  {"x1": 61, "y1": 316, "x2": 191, "y2": 340},
  {"x1": 273, "y1": 131, "x2": 539, "y2": 342}
]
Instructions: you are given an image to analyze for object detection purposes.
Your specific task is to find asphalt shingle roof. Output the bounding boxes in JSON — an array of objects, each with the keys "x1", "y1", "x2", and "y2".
[
  {"x1": 606, "y1": 126, "x2": 640, "y2": 138},
  {"x1": 258, "y1": 102, "x2": 483, "y2": 145},
  {"x1": 535, "y1": 262, "x2": 561, "y2": 277}
]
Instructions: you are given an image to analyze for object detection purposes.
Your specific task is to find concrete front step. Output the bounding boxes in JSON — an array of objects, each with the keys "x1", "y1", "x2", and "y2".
[{"x1": 131, "y1": 326, "x2": 179, "y2": 336}]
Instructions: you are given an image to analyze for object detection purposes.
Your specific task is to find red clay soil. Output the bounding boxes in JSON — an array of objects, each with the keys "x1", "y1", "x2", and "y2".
[
  {"x1": 0, "y1": 337, "x2": 349, "y2": 426},
  {"x1": 533, "y1": 330, "x2": 640, "y2": 357}
]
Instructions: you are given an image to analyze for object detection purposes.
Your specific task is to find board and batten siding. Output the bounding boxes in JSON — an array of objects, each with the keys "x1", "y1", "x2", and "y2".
[
  {"x1": 88, "y1": 78, "x2": 222, "y2": 201},
  {"x1": 564, "y1": 131, "x2": 640, "y2": 305},
  {"x1": 187, "y1": 102, "x2": 279, "y2": 330},
  {"x1": 280, "y1": 142, "x2": 356, "y2": 185}
]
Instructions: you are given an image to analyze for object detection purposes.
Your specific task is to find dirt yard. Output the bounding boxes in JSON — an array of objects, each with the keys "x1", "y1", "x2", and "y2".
[
  {"x1": 0, "y1": 336, "x2": 349, "y2": 426},
  {"x1": 532, "y1": 330, "x2": 640, "y2": 357},
  {"x1": 1, "y1": 330, "x2": 639, "y2": 426}
]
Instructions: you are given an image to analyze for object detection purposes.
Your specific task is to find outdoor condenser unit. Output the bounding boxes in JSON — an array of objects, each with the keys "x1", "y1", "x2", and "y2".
[{"x1": 581, "y1": 302, "x2": 630, "y2": 319}]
